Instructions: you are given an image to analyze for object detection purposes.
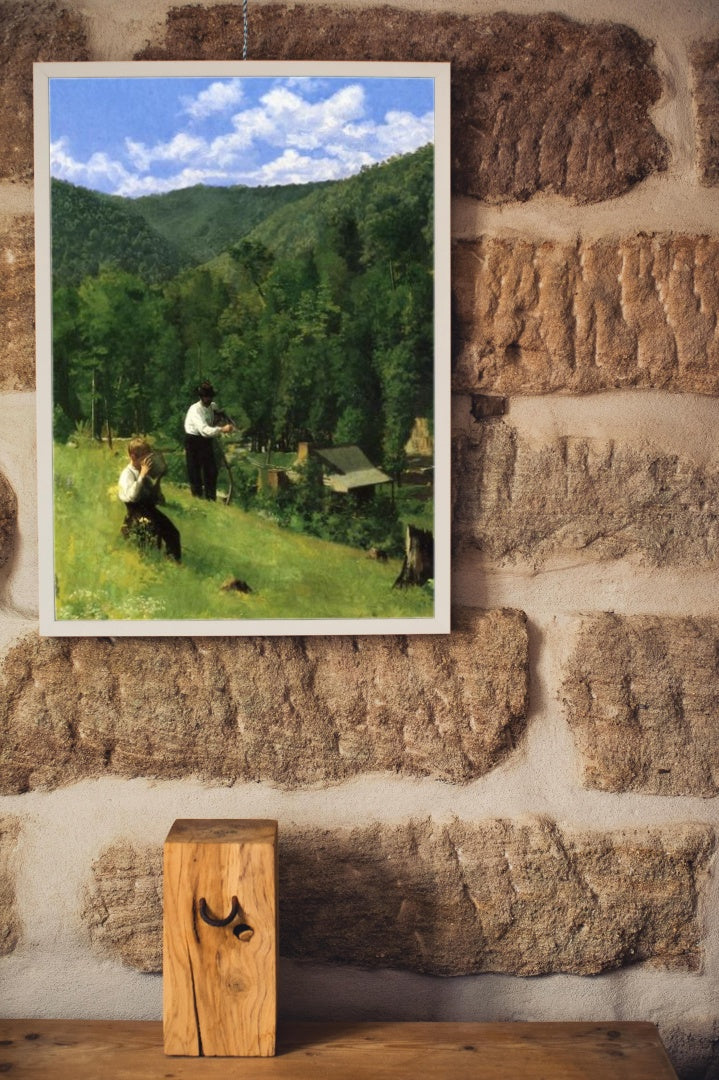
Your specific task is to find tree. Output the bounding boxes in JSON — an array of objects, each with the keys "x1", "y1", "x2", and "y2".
[
  {"x1": 52, "y1": 285, "x2": 83, "y2": 424},
  {"x1": 229, "y1": 239, "x2": 274, "y2": 302},
  {"x1": 73, "y1": 267, "x2": 165, "y2": 439}
]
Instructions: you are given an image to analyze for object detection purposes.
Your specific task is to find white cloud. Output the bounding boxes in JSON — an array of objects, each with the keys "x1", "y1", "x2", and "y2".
[
  {"x1": 114, "y1": 167, "x2": 235, "y2": 197},
  {"x1": 248, "y1": 84, "x2": 367, "y2": 151},
  {"x1": 242, "y1": 149, "x2": 347, "y2": 186},
  {"x1": 50, "y1": 84, "x2": 434, "y2": 197},
  {"x1": 322, "y1": 143, "x2": 375, "y2": 173},
  {"x1": 208, "y1": 126, "x2": 259, "y2": 166},
  {"x1": 124, "y1": 139, "x2": 152, "y2": 172},
  {"x1": 51, "y1": 136, "x2": 235, "y2": 196},
  {"x1": 51, "y1": 136, "x2": 134, "y2": 190},
  {"x1": 280, "y1": 77, "x2": 328, "y2": 94},
  {"x1": 118, "y1": 85, "x2": 368, "y2": 175},
  {"x1": 374, "y1": 109, "x2": 434, "y2": 155},
  {"x1": 125, "y1": 132, "x2": 208, "y2": 172},
  {"x1": 182, "y1": 79, "x2": 245, "y2": 119}
]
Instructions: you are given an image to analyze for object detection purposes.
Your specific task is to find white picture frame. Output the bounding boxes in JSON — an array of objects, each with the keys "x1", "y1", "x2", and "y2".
[{"x1": 34, "y1": 60, "x2": 451, "y2": 636}]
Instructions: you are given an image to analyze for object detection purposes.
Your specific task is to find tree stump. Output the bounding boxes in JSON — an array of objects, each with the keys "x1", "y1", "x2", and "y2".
[{"x1": 393, "y1": 525, "x2": 434, "y2": 587}]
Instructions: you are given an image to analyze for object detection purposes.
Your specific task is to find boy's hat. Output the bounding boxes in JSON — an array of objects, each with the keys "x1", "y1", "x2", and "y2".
[{"x1": 198, "y1": 380, "x2": 215, "y2": 397}]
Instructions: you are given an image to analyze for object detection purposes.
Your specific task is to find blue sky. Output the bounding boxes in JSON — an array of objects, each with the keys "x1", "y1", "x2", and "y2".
[{"x1": 49, "y1": 75, "x2": 435, "y2": 197}]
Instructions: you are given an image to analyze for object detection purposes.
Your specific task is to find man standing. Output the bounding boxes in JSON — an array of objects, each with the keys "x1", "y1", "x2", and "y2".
[{"x1": 184, "y1": 380, "x2": 233, "y2": 500}]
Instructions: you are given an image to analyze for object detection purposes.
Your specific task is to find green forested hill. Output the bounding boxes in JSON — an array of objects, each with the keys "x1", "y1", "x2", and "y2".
[
  {"x1": 52, "y1": 144, "x2": 435, "y2": 482},
  {"x1": 51, "y1": 177, "x2": 327, "y2": 285},
  {"x1": 52, "y1": 146, "x2": 433, "y2": 284},
  {"x1": 51, "y1": 179, "x2": 186, "y2": 285},
  {"x1": 125, "y1": 180, "x2": 329, "y2": 264},
  {"x1": 246, "y1": 145, "x2": 434, "y2": 261}
]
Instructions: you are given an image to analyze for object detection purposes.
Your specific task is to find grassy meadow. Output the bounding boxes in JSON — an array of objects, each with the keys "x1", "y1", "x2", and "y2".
[{"x1": 53, "y1": 441, "x2": 434, "y2": 623}]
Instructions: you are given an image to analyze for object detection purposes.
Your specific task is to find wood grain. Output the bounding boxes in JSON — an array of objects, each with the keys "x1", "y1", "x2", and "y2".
[
  {"x1": 0, "y1": 1020, "x2": 679, "y2": 1078},
  {"x1": 163, "y1": 818, "x2": 277, "y2": 1056}
]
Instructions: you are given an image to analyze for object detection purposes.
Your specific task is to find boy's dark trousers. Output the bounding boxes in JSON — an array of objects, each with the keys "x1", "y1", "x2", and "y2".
[{"x1": 124, "y1": 502, "x2": 181, "y2": 562}]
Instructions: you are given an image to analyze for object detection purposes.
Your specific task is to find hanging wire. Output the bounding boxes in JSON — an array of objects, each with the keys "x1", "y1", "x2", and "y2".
[{"x1": 243, "y1": 0, "x2": 248, "y2": 59}]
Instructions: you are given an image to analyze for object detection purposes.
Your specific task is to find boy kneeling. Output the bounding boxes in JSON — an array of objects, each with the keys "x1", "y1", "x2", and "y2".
[{"x1": 118, "y1": 438, "x2": 181, "y2": 562}]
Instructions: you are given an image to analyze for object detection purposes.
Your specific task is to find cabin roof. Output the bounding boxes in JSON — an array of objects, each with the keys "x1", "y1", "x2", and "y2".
[{"x1": 313, "y1": 445, "x2": 391, "y2": 490}]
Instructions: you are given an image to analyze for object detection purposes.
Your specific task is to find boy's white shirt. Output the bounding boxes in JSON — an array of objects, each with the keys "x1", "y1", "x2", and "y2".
[{"x1": 118, "y1": 462, "x2": 145, "y2": 503}]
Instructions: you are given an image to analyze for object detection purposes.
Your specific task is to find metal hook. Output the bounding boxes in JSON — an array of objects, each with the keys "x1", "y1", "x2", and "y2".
[{"x1": 198, "y1": 895, "x2": 241, "y2": 927}]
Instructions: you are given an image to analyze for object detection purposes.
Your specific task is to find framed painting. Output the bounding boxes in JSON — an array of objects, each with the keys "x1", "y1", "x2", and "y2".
[{"x1": 33, "y1": 60, "x2": 450, "y2": 636}]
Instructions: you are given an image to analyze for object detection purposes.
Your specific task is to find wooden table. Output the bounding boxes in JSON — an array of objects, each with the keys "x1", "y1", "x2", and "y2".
[{"x1": 0, "y1": 1019, "x2": 679, "y2": 1078}]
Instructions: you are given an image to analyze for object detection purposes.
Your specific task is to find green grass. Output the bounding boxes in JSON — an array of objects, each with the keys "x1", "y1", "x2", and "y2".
[{"x1": 53, "y1": 441, "x2": 434, "y2": 623}]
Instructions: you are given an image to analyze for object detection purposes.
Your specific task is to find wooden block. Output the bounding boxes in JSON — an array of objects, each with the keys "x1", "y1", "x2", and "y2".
[{"x1": 163, "y1": 819, "x2": 278, "y2": 1057}]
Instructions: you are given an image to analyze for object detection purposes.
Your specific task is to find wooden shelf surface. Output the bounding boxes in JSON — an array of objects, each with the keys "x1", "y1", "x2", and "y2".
[{"x1": 0, "y1": 1019, "x2": 678, "y2": 1078}]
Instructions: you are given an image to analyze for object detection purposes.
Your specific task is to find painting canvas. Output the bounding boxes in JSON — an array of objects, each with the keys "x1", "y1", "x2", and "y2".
[{"x1": 34, "y1": 61, "x2": 450, "y2": 636}]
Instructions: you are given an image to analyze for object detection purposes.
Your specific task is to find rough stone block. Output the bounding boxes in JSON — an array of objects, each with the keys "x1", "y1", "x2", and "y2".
[
  {"x1": 0, "y1": 216, "x2": 35, "y2": 391},
  {"x1": 84, "y1": 818, "x2": 714, "y2": 976},
  {"x1": 0, "y1": 817, "x2": 20, "y2": 956},
  {"x1": 0, "y1": 609, "x2": 528, "y2": 794},
  {"x1": 453, "y1": 236, "x2": 719, "y2": 395},
  {"x1": 82, "y1": 841, "x2": 161, "y2": 973},
  {"x1": 691, "y1": 39, "x2": 719, "y2": 187},
  {"x1": 0, "y1": 468, "x2": 17, "y2": 574},
  {"x1": 453, "y1": 423, "x2": 719, "y2": 568},
  {"x1": 564, "y1": 614, "x2": 719, "y2": 796},
  {"x1": 138, "y1": 7, "x2": 668, "y2": 204},
  {"x1": 0, "y1": 1, "x2": 89, "y2": 181}
]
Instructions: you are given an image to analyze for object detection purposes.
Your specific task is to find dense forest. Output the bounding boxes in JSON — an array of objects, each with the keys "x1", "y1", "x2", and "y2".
[{"x1": 51, "y1": 144, "x2": 434, "y2": 480}]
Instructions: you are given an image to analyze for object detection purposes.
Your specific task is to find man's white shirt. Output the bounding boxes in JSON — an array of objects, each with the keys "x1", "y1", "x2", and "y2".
[{"x1": 184, "y1": 400, "x2": 222, "y2": 438}]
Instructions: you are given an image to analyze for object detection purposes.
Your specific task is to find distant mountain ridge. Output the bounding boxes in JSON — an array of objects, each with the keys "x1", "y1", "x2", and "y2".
[
  {"x1": 51, "y1": 145, "x2": 433, "y2": 286},
  {"x1": 51, "y1": 175, "x2": 327, "y2": 285},
  {"x1": 51, "y1": 179, "x2": 186, "y2": 285},
  {"x1": 124, "y1": 180, "x2": 330, "y2": 265}
]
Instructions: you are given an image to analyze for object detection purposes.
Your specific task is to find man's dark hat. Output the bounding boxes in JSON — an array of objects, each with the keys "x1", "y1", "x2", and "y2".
[{"x1": 198, "y1": 380, "x2": 215, "y2": 397}]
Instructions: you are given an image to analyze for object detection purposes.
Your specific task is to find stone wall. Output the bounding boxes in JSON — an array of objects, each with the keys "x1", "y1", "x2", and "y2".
[{"x1": 1, "y1": 1, "x2": 719, "y2": 1077}]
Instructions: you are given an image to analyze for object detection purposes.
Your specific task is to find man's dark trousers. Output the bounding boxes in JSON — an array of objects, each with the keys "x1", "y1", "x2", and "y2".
[{"x1": 185, "y1": 434, "x2": 218, "y2": 500}]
